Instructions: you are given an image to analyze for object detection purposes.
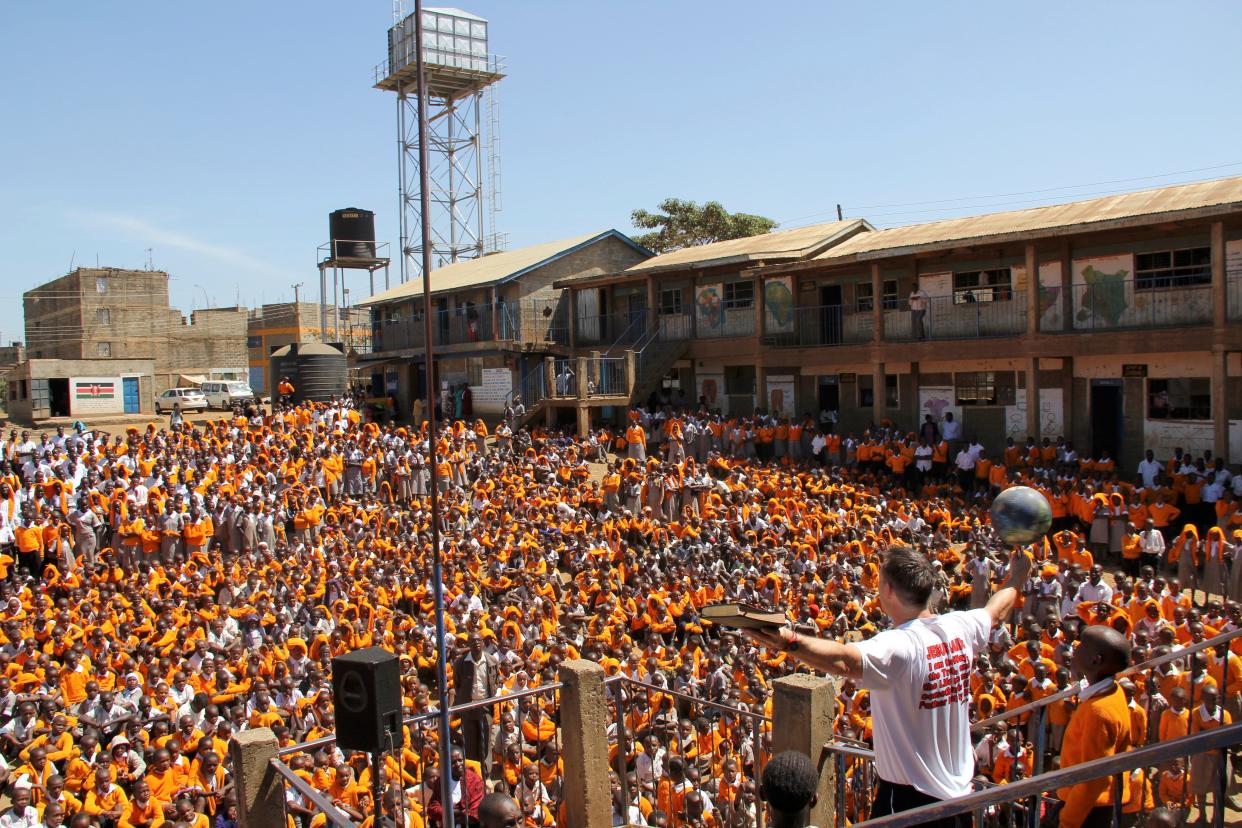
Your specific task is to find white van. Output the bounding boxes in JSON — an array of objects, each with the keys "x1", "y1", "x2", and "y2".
[{"x1": 201, "y1": 380, "x2": 255, "y2": 409}]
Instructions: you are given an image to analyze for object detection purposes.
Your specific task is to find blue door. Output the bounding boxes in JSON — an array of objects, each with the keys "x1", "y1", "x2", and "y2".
[{"x1": 122, "y1": 377, "x2": 140, "y2": 413}]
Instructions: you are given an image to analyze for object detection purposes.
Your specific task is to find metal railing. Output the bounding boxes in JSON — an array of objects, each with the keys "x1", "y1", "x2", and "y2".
[
  {"x1": 697, "y1": 305, "x2": 756, "y2": 339},
  {"x1": 589, "y1": 356, "x2": 628, "y2": 397},
  {"x1": 1069, "y1": 279, "x2": 1212, "y2": 330},
  {"x1": 828, "y1": 722, "x2": 1240, "y2": 828},
  {"x1": 372, "y1": 302, "x2": 517, "y2": 351},
  {"x1": 885, "y1": 294, "x2": 1027, "y2": 341},
  {"x1": 611, "y1": 676, "x2": 770, "y2": 828},
  {"x1": 576, "y1": 310, "x2": 648, "y2": 348},
  {"x1": 764, "y1": 304, "x2": 872, "y2": 348},
  {"x1": 1229, "y1": 274, "x2": 1242, "y2": 321},
  {"x1": 273, "y1": 680, "x2": 567, "y2": 828}
]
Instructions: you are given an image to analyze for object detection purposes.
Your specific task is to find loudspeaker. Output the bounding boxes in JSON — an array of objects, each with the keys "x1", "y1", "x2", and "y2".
[{"x1": 332, "y1": 647, "x2": 404, "y2": 753}]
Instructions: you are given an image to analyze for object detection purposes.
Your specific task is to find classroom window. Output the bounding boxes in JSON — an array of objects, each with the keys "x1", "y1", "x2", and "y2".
[
  {"x1": 1148, "y1": 378, "x2": 1210, "y2": 420},
  {"x1": 1134, "y1": 247, "x2": 1211, "y2": 290},
  {"x1": 723, "y1": 281, "x2": 754, "y2": 310},
  {"x1": 955, "y1": 371, "x2": 1016, "y2": 406},
  {"x1": 953, "y1": 269, "x2": 1012, "y2": 304},
  {"x1": 856, "y1": 283, "x2": 874, "y2": 313},
  {"x1": 882, "y1": 279, "x2": 899, "y2": 310},
  {"x1": 659, "y1": 288, "x2": 684, "y2": 316}
]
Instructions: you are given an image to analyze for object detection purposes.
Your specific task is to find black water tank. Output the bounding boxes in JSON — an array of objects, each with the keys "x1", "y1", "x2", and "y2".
[
  {"x1": 269, "y1": 342, "x2": 347, "y2": 403},
  {"x1": 329, "y1": 208, "x2": 376, "y2": 259}
]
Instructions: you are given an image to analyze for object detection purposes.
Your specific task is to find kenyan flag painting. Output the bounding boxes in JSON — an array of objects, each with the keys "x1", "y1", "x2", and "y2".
[{"x1": 75, "y1": 382, "x2": 115, "y2": 399}]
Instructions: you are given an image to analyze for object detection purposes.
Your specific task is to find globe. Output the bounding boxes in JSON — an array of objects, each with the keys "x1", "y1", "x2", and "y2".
[{"x1": 990, "y1": 485, "x2": 1053, "y2": 545}]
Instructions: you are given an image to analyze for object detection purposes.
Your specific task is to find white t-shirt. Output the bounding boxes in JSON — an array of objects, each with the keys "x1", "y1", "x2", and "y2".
[{"x1": 853, "y1": 608, "x2": 992, "y2": 800}]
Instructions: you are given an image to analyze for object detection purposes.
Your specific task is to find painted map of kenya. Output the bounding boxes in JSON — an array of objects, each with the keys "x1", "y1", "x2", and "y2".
[{"x1": 1076, "y1": 265, "x2": 1129, "y2": 324}]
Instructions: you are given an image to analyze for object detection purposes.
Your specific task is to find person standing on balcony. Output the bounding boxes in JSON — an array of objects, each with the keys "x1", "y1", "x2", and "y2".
[
  {"x1": 745, "y1": 544, "x2": 1030, "y2": 828},
  {"x1": 909, "y1": 286, "x2": 930, "y2": 340}
]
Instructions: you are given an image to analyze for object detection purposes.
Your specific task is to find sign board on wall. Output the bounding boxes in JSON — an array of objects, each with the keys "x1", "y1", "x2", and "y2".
[
  {"x1": 71, "y1": 376, "x2": 124, "y2": 416},
  {"x1": 1122, "y1": 364, "x2": 1148, "y2": 378},
  {"x1": 919, "y1": 386, "x2": 959, "y2": 432},
  {"x1": 473, "y1": 368, "x2": 512, "y2": 412}
]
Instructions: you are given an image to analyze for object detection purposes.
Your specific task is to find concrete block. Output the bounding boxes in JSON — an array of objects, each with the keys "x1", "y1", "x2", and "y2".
[
  {"x1": 772, "y1": 673, "x2": 838, "y2": 828},
  {"x1": 229, "y1": 727, "x2": 284, "y2": 828},
  {"x1": 559, "y1": 660, "x2": 612, "y2": 828}
]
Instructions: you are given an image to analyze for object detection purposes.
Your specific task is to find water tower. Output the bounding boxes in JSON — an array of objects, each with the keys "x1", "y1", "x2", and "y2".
[{"x1": 375, "y1": 5, "x2": 504, "y2": 284}]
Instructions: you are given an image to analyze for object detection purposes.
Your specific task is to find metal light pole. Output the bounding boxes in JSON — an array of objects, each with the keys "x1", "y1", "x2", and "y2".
[{"x1": 415, "y1": 2, "x2": 456, "y2": 827}]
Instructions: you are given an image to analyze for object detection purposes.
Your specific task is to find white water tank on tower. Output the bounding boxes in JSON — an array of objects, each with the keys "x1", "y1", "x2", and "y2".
[{"x1": 388, "y1": 7, "x2": 488, "y2": 75}]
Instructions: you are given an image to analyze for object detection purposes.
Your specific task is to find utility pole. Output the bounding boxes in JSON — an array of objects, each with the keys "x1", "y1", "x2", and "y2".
[{"x1": 836, "y1": 204, "x2": 843, "y2": 221}]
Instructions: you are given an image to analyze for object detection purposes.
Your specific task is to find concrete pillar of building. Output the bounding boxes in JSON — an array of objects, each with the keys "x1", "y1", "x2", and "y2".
[
  {"x1": 756, "y1": 365, "x2": 767, "y2": 414},
  {"x1": 491, "y1": 286, "x2": 501, "y2": 340},
  {"x1": 577, "y1": 355, "x2": 589, "y2": 401},
  {"x1": 1025, "y1": 356, "x2": 1040, "y2": 442},
  {"x1": 1025, "y1": 244, "x2": 1039, "y2": 336},
  {"x1": 577, "y1": 404, "x2": 591, "y2": 437},
  {"x1": 230, "y1": 728, "x2": 283, "y2": 828},
  {"x1": 568, "y1": 288, "x2": 579, "y2": 349},
  {"x1": 625, "y1": 350, "x2": 637, "y2": 396},
  {"x1": 771, "y1": 674, "x2": 838, "y2": 828},
  {"x1": 1212, "y1": 347, "x2": 1229, "y2": 462},
  {"x1": 646, "y1": 277, "x2": 658, "y2": 333},
  {"x1": 756, "y1": 273, "x2": 767, "y2": 341},
  {"x1": 1060, "y1": 242, "x2": 1074, "y2": 332},
  {"x1": 870, "y1": 263, "x2": 884, "y2": 343},
  {"x1": 558, "y1": 660, "x2": 612, "y2": 828},
  {"x1": 589, "y1": 350, "x2": 600, "y2": 395},
  {"x1": 872, "y1": 361, "x2": 885, "y2": 427},
  {"x1": 1212, "y1": 221, "x2": 1226, "y2": 331},
  {"x1": 544, "y1": 356, "x2": 555, "y2": 398},
  {"x1": 1062, "y1": 356, "x2": 1075, "y2": 445}
]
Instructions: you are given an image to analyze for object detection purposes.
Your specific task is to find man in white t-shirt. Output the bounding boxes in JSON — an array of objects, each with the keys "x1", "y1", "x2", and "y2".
[{"x1": 747, "y1": 545, "x2": 1030, "y2": 828}]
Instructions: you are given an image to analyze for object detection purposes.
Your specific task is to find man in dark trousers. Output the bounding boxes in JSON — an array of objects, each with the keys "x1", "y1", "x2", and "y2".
[
  {"x1": 452, "y1": 633, "x2": 498, "y2": 771},
  {"x1": 747, "y1": 545, "x2": 1029, "y2": 828}
]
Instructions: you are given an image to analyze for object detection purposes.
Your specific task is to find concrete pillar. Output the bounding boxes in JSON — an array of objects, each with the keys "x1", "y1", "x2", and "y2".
[
  {"x1": 589, "y1": 350, "x2": 600, "y2": 396},
  {"x1": 872, "y1": 361, "x2": 885, "y2": 426},
  {"x1": 1025, "y1": 356, "x2": 1040, "y2": 442},
  {"x1": 576, "y1": 355, "x2": 588, "y2": 401},
  {"x1": 568, "y1": 288, "x2": 579, "y2": 349},
  {"x1": 646, "y1": 277, "x2": 658, "y2": 333},
  {"x1": 1025, "y1": 244, "x2": 1039, "y2": 335},
  {"x1": 230, "y1": 727, "x2": 284, "y2": 828},
  {"x1": 771, "y1": 674, "x2": 838, "y2": 828},
  {"x1": 870, "y1": 263, "x2": 884, "y2": 343},
  {"x1": 491, "y1": 286, "x2": 501, "y2": 340},
  {"x1": 1062, "y1": 356, "x2": 1075, "y2": 446},
  {"x1": 544, "y1": 356, "x2": 555, "y2": 398},
  {"x1": 1212, "y1": 347, "x2": 1228, "y2": 462},
  {"x1": 559, "y1": 660, "x2": 612, "y2": 828},
  {"x1": 577, "y1": 404, "x2": 591, "y2": 437},
  {"x1": 625, "y1": 350, "x2": 637, "y2": 396},
  {"x1": 756, "y1": 274, "x2": 767, "y2": 340},
  {"x1": 1212, "y1": 221, "x2": 1226, "y2": 331},
  {"x1": 756, "y1": 365, "x2": 767, "y2": 415},
  {"x1": 1060, "y1": 242, "x2": 1074, "y2": 332}
]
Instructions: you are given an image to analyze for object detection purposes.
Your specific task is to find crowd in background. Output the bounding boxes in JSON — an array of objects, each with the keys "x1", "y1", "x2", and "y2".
[{"x1": 0, "y1": 397, "x2": 1237, "y2": 828}]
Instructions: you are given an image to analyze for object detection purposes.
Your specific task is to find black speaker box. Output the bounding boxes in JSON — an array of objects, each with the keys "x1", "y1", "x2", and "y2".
[{"x1": 332, "y1": 647, "x2": 404, "y2": 753}]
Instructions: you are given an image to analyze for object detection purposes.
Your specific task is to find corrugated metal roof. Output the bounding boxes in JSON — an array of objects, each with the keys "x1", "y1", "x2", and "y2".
[
  {"x1": 813, "y1": 176, "x2": 1242, "y2": 262},
  {"x1": 360, "y1": 230, "x2": 645, "y2": 306},
  {"x1": 625, "y1": 219, "x2": 869, "y2": 273}
]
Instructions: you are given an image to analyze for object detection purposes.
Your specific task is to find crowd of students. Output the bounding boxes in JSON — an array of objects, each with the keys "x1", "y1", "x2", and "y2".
[{"x1": 0, "y1": 399, "x2": 1237, "y2": 828}]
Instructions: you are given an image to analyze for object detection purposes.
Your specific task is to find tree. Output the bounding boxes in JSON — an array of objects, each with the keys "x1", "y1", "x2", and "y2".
[{"x1": 630, "y1": 198, "x2": 777, "y2": 254}]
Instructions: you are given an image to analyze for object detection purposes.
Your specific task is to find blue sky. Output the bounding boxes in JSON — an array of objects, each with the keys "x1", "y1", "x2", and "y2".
[{"x1": 3, "y1": 1, "x2": 1241, "y2": 341}]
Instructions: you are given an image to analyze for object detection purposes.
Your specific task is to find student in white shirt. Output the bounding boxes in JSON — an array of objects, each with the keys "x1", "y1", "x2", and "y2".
[{"x1": 746, "y1": 545, "x2": 1030, "y2": 828}]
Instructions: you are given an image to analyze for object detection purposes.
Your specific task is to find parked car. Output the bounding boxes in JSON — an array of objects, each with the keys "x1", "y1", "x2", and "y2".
[
  {"x1": 156, "y1": 387, "x2": 208, "y2": 413},
  {"x1": 201, "y1": 380, "x2": 255, "y2": 409}
]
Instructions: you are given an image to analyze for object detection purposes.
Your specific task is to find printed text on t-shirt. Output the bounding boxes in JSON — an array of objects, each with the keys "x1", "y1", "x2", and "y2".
[{"x1": 920, "y1": 637, "x2": 969, "y2": 709}]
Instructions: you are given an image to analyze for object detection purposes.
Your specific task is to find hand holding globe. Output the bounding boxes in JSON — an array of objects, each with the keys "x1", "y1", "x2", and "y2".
[{"x1": 990, "y1": 485, "x2": 1053, "y2": 546}]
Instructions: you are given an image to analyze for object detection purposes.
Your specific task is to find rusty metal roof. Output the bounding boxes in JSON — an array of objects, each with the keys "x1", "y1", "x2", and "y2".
[
  {"x1": 812, "y1": 176, "x2": 1242, "y2": 262},
  {"x1": 624, "y1": 219, "x2": 871, "y2": 274}
]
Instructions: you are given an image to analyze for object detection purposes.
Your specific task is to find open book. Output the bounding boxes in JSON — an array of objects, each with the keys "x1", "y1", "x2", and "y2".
[{"x1": 700, "y1": 603, "x2": 787, "y2": 631}]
